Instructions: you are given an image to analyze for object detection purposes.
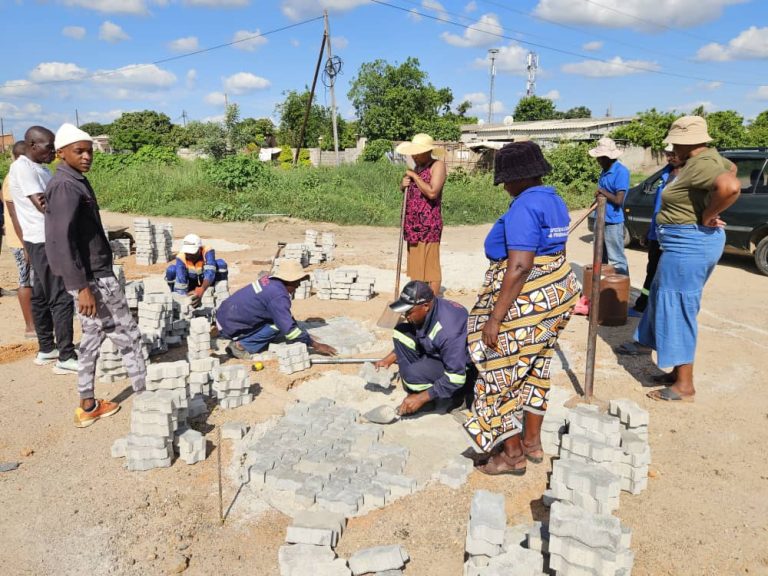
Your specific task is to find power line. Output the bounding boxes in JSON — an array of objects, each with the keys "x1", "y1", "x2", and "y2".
[
  {"x1": 1, "y1": 16, "x2": 324, "y2": 89},
  {"x1": 368, "y1": 0, "x2": 762, "y2": 87}
]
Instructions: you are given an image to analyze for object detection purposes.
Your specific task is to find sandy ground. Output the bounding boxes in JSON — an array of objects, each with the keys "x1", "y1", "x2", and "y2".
[{"x1": 1, "y1": 210, "x2": 767, "y2": 576}]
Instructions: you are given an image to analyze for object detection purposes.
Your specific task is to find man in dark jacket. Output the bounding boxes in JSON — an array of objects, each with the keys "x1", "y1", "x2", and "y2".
[
  {"x1": 216, "y1": 259, "x2": 336, "y2": 359},
  {"x1": 45, "y1": 123, "x2": 146, "y2": 428},
  {"x1": 375, "y1": 281, "x2": 470, "y2": 415}
]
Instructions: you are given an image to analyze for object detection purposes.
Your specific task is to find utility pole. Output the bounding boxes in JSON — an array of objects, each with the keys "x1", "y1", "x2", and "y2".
[
  {"x1": 324, "y1": 10, "x2": 340, "y2": 166},
  {"x1": 181, "y1": 110, "x2": 188, "y2": 127},
  {"x1": 224, "y1": 93, "x2": 229, "y2": 110},
  {"x1": 75, "y1": 109, "x2": 80, "y2": 127},
  {"x1": 526, "y1": 52, "x2": 538, "y2": 97},
  {"x1": 0, "y1": 117, "x2": 5, "y2": 153},
  {"x1": 487, "y1": 48, "x2": 499, "y2": 125}
]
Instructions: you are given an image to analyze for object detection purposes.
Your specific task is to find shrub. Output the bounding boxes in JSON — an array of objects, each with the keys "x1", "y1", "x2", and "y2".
[
  {"x1": 544, "y1": 142, "x2": 601, "y2": 208},
  {"x1": 360, "y1": 139, "x2": 392, "y2": 162},
  {"x1": 277, "y1": 145, "x2": 310, "y2": 169},
  {"x1": 204, "y1": 154, "x2": 273, "y2": 191}
]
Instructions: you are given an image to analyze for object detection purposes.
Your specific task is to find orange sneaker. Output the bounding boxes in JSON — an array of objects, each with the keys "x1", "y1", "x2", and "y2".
[{"x1": 74, "y1": 399, "x2": 120, "y2": 428}]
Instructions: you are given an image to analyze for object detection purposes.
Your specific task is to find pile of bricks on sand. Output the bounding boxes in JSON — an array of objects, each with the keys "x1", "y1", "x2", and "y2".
[
  {"x1": 313, "y1": 269, "x2": 375, "y2": 301},
  {"x1": 133, "y1": 218, "x2": 173, "y2": 266}
]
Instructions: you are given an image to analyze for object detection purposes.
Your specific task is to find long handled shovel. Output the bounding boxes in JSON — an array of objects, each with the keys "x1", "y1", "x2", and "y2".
[{"x1": 377, "y1": 191, "x2": 408, "y2": 329}]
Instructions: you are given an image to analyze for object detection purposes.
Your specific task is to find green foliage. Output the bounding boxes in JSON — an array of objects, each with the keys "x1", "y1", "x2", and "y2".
[
  {"x1": 238, "y1": 117, "x2": 276, "y2": 147},
  {"x1": 110, "y1": 110, "x2": 174, "y2": 152},
  {"x1": 746, "y1": 111, "x2": 768, "y2": 147},
  {"x1": 0, "y1": 151, "x2": 11, "y2": 181},
  {"x1": 360, "y1": 139, "x2": 392, "y2": 162},
  {"x1": 347, "y1": 57, "x2": 458, "y2": 141},
  {"x1": 543, "y1": 142, "x2": 602, "y2": 207},
  {"x1": 610, "y1": 108, "x2": 678, "y2": 151},
  {"x1": 562, "y1": 106, "x2": 592, "y2": 119},
  {"x1": 413, "y1": 115, "x2": 462, "y2": 141},
  {"x1": 204, "y1": 154, "x2": 273, "y2": 191},
  {"x1": 514, "y1": 96, "x2": 558, "y2": 121},
  {"x1": 91, "y1": 146, "x2": 178, "y2": 172},
  {"x1": 79, "y1": 122, "x2": 110, "y2": 136},
  {"x1": 193, "y1": 122, "x2": 228, "y2": 160},
  {"x1": 706, "y1": 110, "x2": 747, "y2": 149},
  {"x1": 277, "y1": 145, "x2": 310, "y2": 168},
  {"x1": 276, "y1": 89, "x2": 334, "y2": 149}
]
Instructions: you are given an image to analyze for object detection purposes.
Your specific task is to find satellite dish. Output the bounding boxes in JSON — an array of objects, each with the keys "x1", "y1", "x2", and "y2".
[
  {"x1": 503, "y1": 115, "x2": 514, "y2": 126},
  {"x1": 477, "y1": 118, "x2": 485, "y2": 126}
]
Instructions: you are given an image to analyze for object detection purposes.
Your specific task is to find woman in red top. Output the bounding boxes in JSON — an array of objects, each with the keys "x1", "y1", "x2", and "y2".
[{"x1": 395, "y1": 133, "x2": 447, "y2": 296}]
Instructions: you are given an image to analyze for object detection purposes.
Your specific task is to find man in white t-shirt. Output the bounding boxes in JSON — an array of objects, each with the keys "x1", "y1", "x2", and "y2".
[{"x1": 8, "y1": 126, "x2": 77, "y2": 373}]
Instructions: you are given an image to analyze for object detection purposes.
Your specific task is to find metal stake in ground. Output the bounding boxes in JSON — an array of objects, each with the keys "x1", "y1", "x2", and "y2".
[
  {"x1": 217, "y1": 426, "x2": 224, "y2": 524},
  {"x1": 584, "y1": 196, "x2": 607, "y2": 402}
]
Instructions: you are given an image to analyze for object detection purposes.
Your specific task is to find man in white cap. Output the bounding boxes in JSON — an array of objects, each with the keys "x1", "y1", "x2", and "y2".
[
  {"x1": 7, "y1": 125, "x2": 78, "y2": 374},
  {"x1": 216, "y1": 260, "x2": 336, "y2": 359},
  {"x1": 588, "y1": 137, "x2": 630, "y2": 277},
  {"x1": 164, "y1": 233, "x2": 228, "y2": 307},
  {"x1": 45, "y1": 122, "x2": 146, "y2": 427}
]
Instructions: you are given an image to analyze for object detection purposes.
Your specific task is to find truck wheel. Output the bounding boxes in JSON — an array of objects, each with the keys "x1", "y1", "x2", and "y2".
[
  {"x1": 623, "y1": 225, "x2": 631, "y2": 247},
  {"x1": 755, "y1": 236, "x2": 768, "y2": 276}
]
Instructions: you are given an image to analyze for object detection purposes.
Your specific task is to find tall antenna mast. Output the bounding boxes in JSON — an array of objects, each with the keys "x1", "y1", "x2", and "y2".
[
  {"x1": 526, "y1": 51, "x2": 538, "y2": 97},
  {"x1": 487, "y1": 48, "x2": 499, "y2": 124}
]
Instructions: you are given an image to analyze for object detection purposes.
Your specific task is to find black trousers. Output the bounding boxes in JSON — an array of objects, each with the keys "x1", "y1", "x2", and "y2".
[
  {"x1": 634, "y1": 240, "x2": 662, "y2": 312},
  {"x1": 24, "y1": 241, "x2": 76, "y2": 361}
]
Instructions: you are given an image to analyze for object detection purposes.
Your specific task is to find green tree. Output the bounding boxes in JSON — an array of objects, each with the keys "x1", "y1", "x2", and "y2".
[
  {"x1": 79, "y1": 122, "x2": 110, "y2": 136},
  {"x1": 706, "y1": 110, "x2": 747, "y2": 149},
  {"x1": 746, "y1": 110, "x2": 768, "y2": 146},
  {"x1": 513, "y1": 96, "x2": 558, "y2": 121},
  {"x1": 275, "y1": 89, "x2": 334, "y2": 149},
  {"x1": 109, "y1": 110, "x2": 174, "y2": 152},
  {"x1": 562, "y1": 106, "x2": 592, "y2": 119},
  {"x1": 238, "y1": 117, "x2": 276, "y2": 147},
  {"x1": 194, "y1": 122, "x2": 228, "y2": 160},
  {"x1": 347, "y1": 57, "x2": 455, "y2": 141},
  {"x1": 610, "y1": 108, "x2": 678, "y2": 151}
]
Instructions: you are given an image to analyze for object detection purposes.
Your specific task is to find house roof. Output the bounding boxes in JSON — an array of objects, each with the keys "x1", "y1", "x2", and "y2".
[{"x1": 461, "y1": 116, "x2": 637, "y2": 142}]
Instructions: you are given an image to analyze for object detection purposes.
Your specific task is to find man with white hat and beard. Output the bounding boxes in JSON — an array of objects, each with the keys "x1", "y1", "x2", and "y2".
[
  {"x1": 164, "y1": 233, "x2": 228, "y2": 307},
  {"x1": 216, "y1": 260, "x2": 337, "y2": 360},
  {"x1": 45, "y1": 123, "x2": 146, "y2": 428}
]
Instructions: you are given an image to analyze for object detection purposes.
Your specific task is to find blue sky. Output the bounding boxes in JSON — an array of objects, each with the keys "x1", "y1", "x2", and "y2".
[{"x1": 1, "y1": 0, "x2": 766, "y2": 140}]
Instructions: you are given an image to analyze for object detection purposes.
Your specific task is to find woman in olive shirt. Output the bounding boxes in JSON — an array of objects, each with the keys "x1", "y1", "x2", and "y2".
[{"x1": 635, "y1": 116, "x2": 740, "y2": 401}]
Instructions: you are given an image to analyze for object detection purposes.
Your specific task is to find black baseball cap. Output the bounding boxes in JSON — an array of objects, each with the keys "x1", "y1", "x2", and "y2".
[{"x1": 389, "y1": 281, "x2": 435, "y2": 313}]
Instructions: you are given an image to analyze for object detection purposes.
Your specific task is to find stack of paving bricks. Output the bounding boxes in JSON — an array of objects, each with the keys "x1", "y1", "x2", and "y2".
[
  {"x1": 145, "y1": 361, "x2": 190, "y2": 424},
  {"x1": 544, "y1": 458, "x2": 622, "y2": 515},
  {"x1": 133, "y1": 218, "x2": 155, "y2": 265},
  {"x1": 110, "y1": 238, "x2": 131, "y2": 260},
  {"x1": 241, "y1": 397, "x2": 417, "y2": 517},
  {"x1": 137, "y1": 292, "x2": 174, "y2": 355},
  {"x1": 96, "y1": 338, "x2": 149, "y2": 384},
  {"x1": 313, "y1": 269, "x2": 375, "y2": 301},
  {"x1": 212, "y1": 364, "x2": 252, "y2": 409},
  {"x1": 280, "y1": 511, "x2": 351, "y2": 576},
  {"x1": 154, "y1": 222, "x2": 174, "y2": 263},
  {"x1": 213, "y1": 279, "x2": 230, "y2": 308},
  {"x1": 111, "y1": 390, "x2": 176, "y2": 471},
  {"x1": 293, "y1": 278, "x2": 312, "y2": 300},
  {"x1": 303, "y1": 229, "x2": 325, "y2": 265},
  {"x1": 464, "y1": 490, "x2": 546, "y2": 576},
  {"x1": 558, "y1": 403, "x2": 651, "y2": 495},
  {"x1": 124, "y1": 280, "x2": 144, "y2": 308},
  {"x1": 540, "y1": 387, "x2": 571, "y2": 456},
  {"x1": 273, "y1": 342, "x2": 311, "y2": 375},
  {"x1": 112, "y1": 264, "x2": 126, "y2": 287},
  {"x1": 320, "y1": 231, "x2": 335, "y2": 261},
  {"x1": 547, "y1": 501, "x2": 633, "y2": 576},
  {"x1": 282, "y1": 244, "x2": 310, "y2": 267},
  {"x1": 187, "y1": 317, "x2": 217, "y2": 397}
]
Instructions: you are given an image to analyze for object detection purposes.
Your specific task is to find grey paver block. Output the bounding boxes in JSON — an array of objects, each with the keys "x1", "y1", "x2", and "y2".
[
  {"x1": 548, "y1": 501, "x2": 625, "y2": 552},
  {"x1": 469, "y1": 490, "x2": 507, "y2": 545},
  {"x1": 348, "y1": 544, "x2": 409, "y2": 575},
  {"x1": 222, "y1": 421, "x2": 249, "y2": 440}
]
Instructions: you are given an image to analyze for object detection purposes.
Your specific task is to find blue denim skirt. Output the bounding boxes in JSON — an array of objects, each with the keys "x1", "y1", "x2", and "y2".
[{"x1": 635, "y1": 224, "x2": 724, "y2": 368}]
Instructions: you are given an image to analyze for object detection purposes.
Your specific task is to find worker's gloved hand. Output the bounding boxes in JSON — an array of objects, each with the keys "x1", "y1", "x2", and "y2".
[
  {"x1": 397, "y1": 391, "x2": 430, "y2": 416},
  {"x1": 312, "y1": 342, "x2": 337, "y2": 357}
]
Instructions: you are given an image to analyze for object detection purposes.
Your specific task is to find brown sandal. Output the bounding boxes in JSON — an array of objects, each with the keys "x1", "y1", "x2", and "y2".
[
  {"x1": 476, "y1": 450, "x2": 527, "y2": 476},
  {"x1": 521, "y1": 439, "x2": 544, "y2": 464}
]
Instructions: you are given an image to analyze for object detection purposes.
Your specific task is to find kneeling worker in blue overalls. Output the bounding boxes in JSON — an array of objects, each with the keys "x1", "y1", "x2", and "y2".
[
  {"x1": 375, "y1": 281, "x2": 471, "y2": 416},
  {"x1": 165, "y1": 233, "x2": 228, "y2": 307}
]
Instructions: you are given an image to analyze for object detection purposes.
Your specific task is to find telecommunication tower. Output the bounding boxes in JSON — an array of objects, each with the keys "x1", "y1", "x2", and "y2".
[{"x1": 526, "y1": 51, "x2": 539, "y2": 97}]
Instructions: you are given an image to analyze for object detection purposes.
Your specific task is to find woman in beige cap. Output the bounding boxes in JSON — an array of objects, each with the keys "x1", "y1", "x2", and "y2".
[
  {"x1": 635, "y1": 116, "x2": 740, "y2": 401},
  {"x1": 395, "y1": 133, "x2": 446, "y2": 296}
]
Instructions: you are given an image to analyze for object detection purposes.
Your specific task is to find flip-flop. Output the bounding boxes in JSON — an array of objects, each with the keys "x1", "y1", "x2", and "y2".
[
  {"x1": 647, "y1": 387, "x2": 695, "y2": 402},
  {"x1": 615, "y1": 342, "x2": 652, "y2": 356}
]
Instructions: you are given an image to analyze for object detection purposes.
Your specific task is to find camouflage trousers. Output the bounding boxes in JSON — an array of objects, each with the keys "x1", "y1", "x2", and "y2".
[{"x1": 70, "y1": 276, "x2": 146, "y2": 400}]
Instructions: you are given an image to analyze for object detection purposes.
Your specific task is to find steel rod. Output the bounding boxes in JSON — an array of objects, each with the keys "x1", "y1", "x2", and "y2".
[{"x1": 584, "y1": 196, "x2": 606, "y2": 402}]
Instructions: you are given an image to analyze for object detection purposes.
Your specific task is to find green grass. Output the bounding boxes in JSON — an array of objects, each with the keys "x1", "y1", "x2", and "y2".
[{"x1": 86, "y1": 158, "x2": 597, "y2": 226}]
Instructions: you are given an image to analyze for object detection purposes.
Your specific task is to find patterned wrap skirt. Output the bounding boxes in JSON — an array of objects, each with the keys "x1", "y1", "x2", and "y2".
[{"x1": 463, "y1": 253, "x2": 580, "y2": 453}]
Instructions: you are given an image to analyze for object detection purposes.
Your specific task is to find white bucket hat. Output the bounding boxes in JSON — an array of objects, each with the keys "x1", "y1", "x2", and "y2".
[
  {"x1": 54, "y1": 123, "x2": 93, "y2": 151},
  {"x1": 395, "y1": 133, "x2": 443, "y2": 157},
  {"x1": 181, "y1": 233, "x2": 203, "y2": 254},
  {"x1": 588, "y1": 137, "x2": 623, "y2": 159},
  {"x1": 663, "y1": 115, "x2": 712, "y2": 145},
  {"x1": 271, "y1": 259, "x2": 310, "y2": 283}
]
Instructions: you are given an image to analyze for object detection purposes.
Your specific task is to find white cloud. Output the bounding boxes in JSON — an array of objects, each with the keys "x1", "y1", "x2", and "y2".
[
  {"x1": 231, "y1": 29, "x2": 268, "y2": 51},
  {"x1": 205, "y1": 91, "x2": 227, "y2": 106},
  {"x1": 0, "y1": 80, "x2": 43, "y2": 99},
  {"x1": 407, "y1": 8, "x2": 422, "y2": 22},
  {"x1": 93, "y1": 64, "x2": 176, "y2": 88},
  {"x1": 542, "y1": 89, "x2": 560, "y2": 100},
  {"x1": 668, "y1": 100, "x2": 716, "y2": 113},
  {"x1": 441, "y1": 13, "x2": 503, "y2": 47},
  {"x1": 80, "y1": 109, "x2": 124, "y2": 124},
  {"x1": 562, "y1": 56, "x2": 660, "y2": 77},
  {"x1": 184, "y1": 0, "x2": 249, "y2": 6},
  {"x1": 748, "y1": 86, "x2": 768, "y2": 100},
  {"x1": 186, "y1": 69, "x2": 197, "y2": 89},
  {"x1": 333, "y1": 36, "x2": 349, "y2": 50},
  {"x1": 0, "y1": 101, "x2": 44, "y2": 120},
  {"x1": 281, "y1": 0, "x2": 369, "y2": 21},
  {"x1": 290, "y1": 38, "x2": 301, "y2": 47},
  {"x1": 465, "y1": 1, "x2": 477, "y2": 12},
  {"x1": 533, "y1": 0, "x2": 745, "y2": 31},
  {"x1": 474, "y1": 43, "x2": 529, "y2": 75},
  {"x1": 422, "y1": 0, "x2": 449, "y2": 22},
  {"x1": 29, "y1": 62, "x2": 88, "y2": 82},
  {"x1": 222, "y1": 72, "x2": 271, "y2": 94},
  {"x1": 462, "y1": 92, "x2": 505, "y2": 118},
  {"x1": 697, "y1": 81, "x2": 722, "y2": 91},
  {"x1": 99, "y1": 21, "x2": 130, "y2": 43},
  {"x1": 62, "y1": 26, "x2": 86, "y2": 39},
  {"x1": 202, "y1": 114, "x2": 225, "y2": 123},
  {"x1": 168, "y1": 36, "x2": 199, "y2": 52},
  {"x1": 695, "y1": 26, "x2": 768, "y2": 61},
  {"x1": 63, "y1": 0, "x2": 154, "y2": 15},
  {"x1": 582, "y1": 40, "x2": 603, "y2": 52}
]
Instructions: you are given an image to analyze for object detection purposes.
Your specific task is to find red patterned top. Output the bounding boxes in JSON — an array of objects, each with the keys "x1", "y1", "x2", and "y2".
[{"x1": 403, "y1": 162, "x2": 443, "y2": 243}]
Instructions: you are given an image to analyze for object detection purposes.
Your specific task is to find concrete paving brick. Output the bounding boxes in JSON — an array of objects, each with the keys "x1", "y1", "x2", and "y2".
[
  {"x1": 485, "y1": 544, "x2": 545, "y2": 575},
  {"x1": 126, "y1": 434, "x2": 169, "y2": 448},
  {"x1": 348, "y1": 545, "x2": 409, "y2": 575},
  {"x1": 608, "y1": 398, "x2": 649, "y2": 428},
  {"x1": 190, "y1": 357, "x2": 216, "y2": 372},
  {"x1": 619, "y1": 429, "x2": 648, "y2": 454},
  {"x1": 130, "y1": 419, "x2": 174, "y2": 437},
  {"x1": 466, "y1": 532, "x2": 503, "y2": 557},
  {"x1": 126, "y1": 444, "x2": 172, "y2": 460},
  {"x1": 362, "y1": 484, "x2": 389, "y2": 508},
  {"x1": 221, "y1": 422, "x2": 249, "y2": 440},
  {"x1": 131, "y1": 410, "x2": 173, "y2": 426},
  {"x1": 126, "y1": 456, "x2": 172, "y2": 471},
  {"x1": 549, "y1": 537, "x2": 634, "y2": 574},
  {"x1": 278, "y1": 544, "x2": 336, "y2": 576},
  {"x1": 373, "y1": 471, "x2": 417, "y2": 497},
  {"x1": 133, "y1": 390, "x2": 176, "y2": 414},
  {"x1": 469, "y1": 490, "x2": 507, "y2": 545},
  {"x1": 551, "y1": 458, "x2": 621, "y2": 501},
  {"x1": 111, "y1": 437, "x2": 127, "y2": 458},
  {"x1": 548, "y1": 501, "x2": 625, "y2": 552},
  {"x1": 525, "y1": 522, "x2": 550, "y2": 554},
  {"x1": 266, "y1": 468, "x2": 309, "y2": 492},
  {"x1": 180, "y1": 449, "x2": 205, "y2": 465},
  {"x1": 567, "y1": 421, "x2": 622, "y2": 447}
]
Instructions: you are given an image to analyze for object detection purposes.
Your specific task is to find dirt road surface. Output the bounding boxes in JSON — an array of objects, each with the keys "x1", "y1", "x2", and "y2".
[{"x1": 0, "y1": 210, "x2": 766, "y2": 575}]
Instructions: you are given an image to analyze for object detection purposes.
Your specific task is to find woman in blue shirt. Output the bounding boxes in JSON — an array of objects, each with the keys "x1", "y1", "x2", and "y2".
[{"x1": 463, "y1": 141, "x2": 580, "y2": 476}]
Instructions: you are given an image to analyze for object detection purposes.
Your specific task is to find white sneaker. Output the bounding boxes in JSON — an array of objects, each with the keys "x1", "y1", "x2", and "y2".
[
  {"x1": 34, "y1": 350, "x2": 60, "y2": 366},
  {"x1": 53, "y1": 357, "x2": 79, "y2": 375}
]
